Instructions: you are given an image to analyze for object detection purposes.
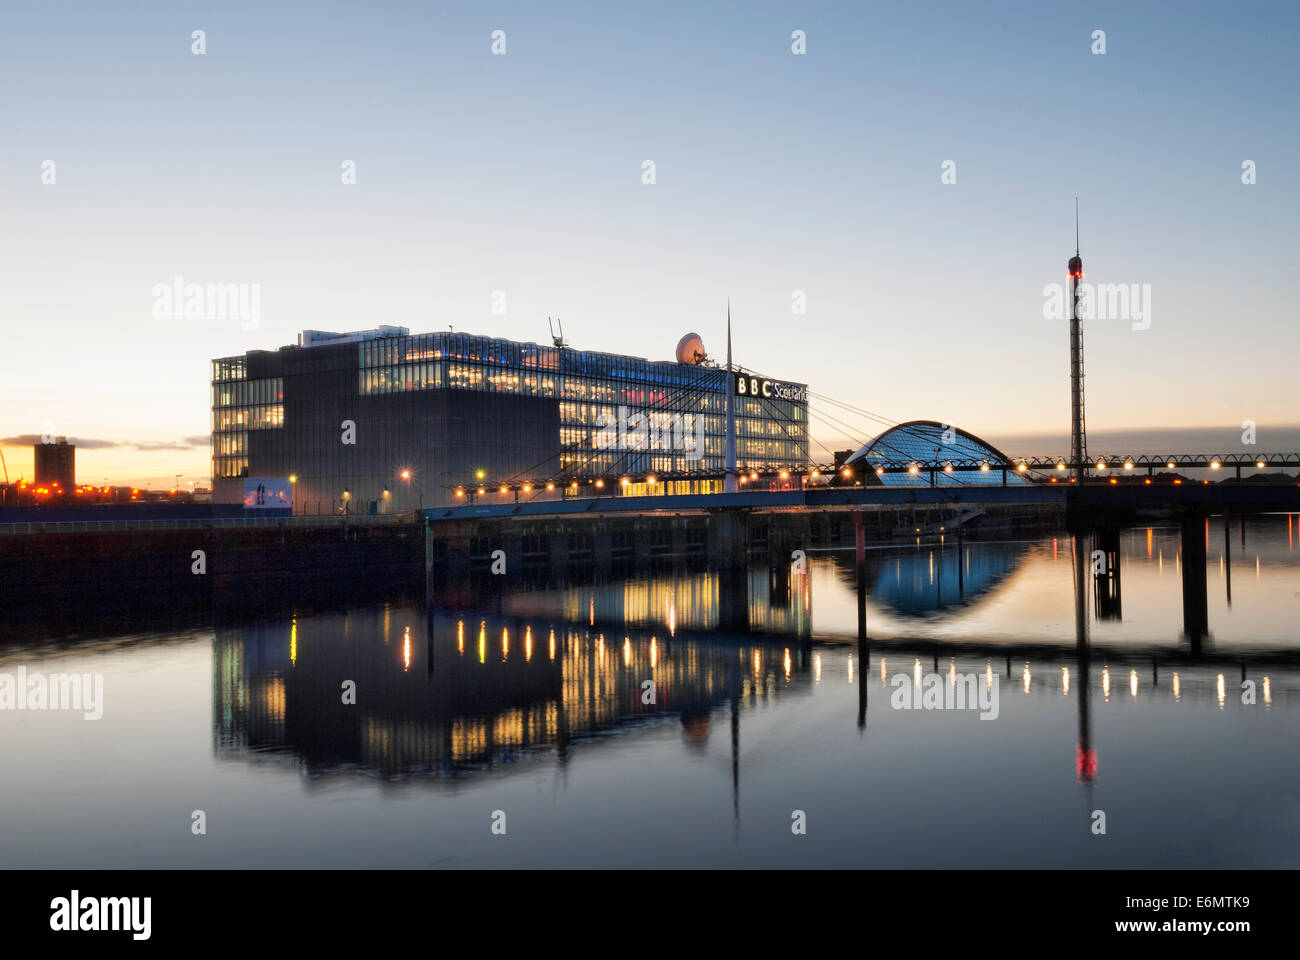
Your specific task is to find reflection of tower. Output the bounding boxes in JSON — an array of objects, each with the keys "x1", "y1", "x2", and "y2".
[
  {"x1": 1073, "y1": 536, "x2": 1097, "y2": 787},
  {"x1": 1069, "y1": 201, "x2": 1088, "y2": 481}
]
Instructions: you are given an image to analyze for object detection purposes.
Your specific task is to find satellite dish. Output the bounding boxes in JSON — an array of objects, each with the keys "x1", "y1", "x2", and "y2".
[{"x1": 675, "y1": 333, "x2": 707, "y2": 365}]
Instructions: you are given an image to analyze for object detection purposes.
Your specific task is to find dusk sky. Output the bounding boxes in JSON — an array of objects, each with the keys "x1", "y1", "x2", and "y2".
[{"x1": 2, "y1": 0, "x2": 1296, "y2": 485}]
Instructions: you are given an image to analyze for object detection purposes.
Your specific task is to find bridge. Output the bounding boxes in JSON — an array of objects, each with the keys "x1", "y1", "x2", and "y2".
[{"x1": 424, "y1": 470, "x2": 1300, "y2": 522}]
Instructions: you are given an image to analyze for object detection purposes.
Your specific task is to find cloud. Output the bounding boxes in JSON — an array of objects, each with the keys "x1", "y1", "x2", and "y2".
[{"x1": 1, "y1": 435, "x2": 208, "y2": 451}]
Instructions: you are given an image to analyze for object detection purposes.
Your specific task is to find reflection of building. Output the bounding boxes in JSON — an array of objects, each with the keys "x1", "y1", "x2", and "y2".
[
  {"x1": 212, "y1": 606, "x2": 812, "y2": 780},
  {"x1": 210, "y1": 327, "x2": 808, "y2": 512},
  {"x1": 34, "y1": 437, "x2": 75, "y2": 490},
  {"x1": 861, "y1": 541, "x2": 1030, "y2": 617}
]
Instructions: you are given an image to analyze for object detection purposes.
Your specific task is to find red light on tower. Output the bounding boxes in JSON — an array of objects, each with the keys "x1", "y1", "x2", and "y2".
[{"x1": 1076, "y1": 744, "x2": 1097, "y2": 782}]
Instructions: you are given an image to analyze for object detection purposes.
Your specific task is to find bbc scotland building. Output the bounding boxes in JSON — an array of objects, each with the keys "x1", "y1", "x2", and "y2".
[{"x1": 211, "y1": 327, "x2": 809, "y2": 514}]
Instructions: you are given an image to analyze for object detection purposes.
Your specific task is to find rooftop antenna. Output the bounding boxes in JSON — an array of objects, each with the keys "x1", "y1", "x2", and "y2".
[{"x1": 548, "y1": 316, "x2": 568, "y2": 349}]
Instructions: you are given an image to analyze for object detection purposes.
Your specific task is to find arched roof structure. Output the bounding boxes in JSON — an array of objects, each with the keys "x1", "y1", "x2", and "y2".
[{"x1": 845, "y1": 420, "x2": 1030, "y2": 486}]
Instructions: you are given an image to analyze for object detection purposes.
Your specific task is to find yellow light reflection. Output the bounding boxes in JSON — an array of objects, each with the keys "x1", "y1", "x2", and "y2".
[
  {"x1": 913, "y1": 658, "x2": 921, "y2": 688},
  {"x1": 1062, "y1": 666, "x2": 1069, "y2": 695},
  {"x1": 1263, "y1": 676, "x2": 1272, "y2": 705},
  {"x1": 650, "y1": 636, "x2": 657, "y2": 669},
  {"x1": 478, "y1": 621, "x2": 486, "y2": 664},
  {"x1": 1129, "y1": 669, "x2": 1138, "y2": 698},
  {"x1": 1172, "y1": 671, "x2": 1181, "y2": 701},
  {"x1": 457, "y1": 620, "x2": 464, "y2": 655},
  {"x1": 502, "y1": 627, "x2": 509, "y2": 661},
  {"x1": 783, "y1": 648, "x2": 792, "y2": 680},
  {"x1": 548, "y1": 628, "x2": 556, "y2": 661},
  {"x1": 814, "y1": 652, "x2": 822, "y2": 683},
  {"x1": 290, "y1": 617, "x2": 297, "y2": 667},
  {"x1": 754, "y1": 649, "x2": 763, "y2": 678},
  {"x1": 1216, "y1": 673, "x2": 1226, "y2": 709},
  {"x1": 623, "y1": 637, "x2": 631, "y2": 667},
  {"x1": 1102, "y1": 666, "x2": 1111, "y2": 700},
  {"x1": 402, "y1": 626, "x2": 411, "y2": 672},
  {"x1": 1022, "y1": 663, "x2": 1031, "y2": 694},
  {"x1": 847, "y1": 653, "x2": 854, "y2": 683},
  {"x1": 525, "y1": 626, "x2": 533, "y2": 662}
]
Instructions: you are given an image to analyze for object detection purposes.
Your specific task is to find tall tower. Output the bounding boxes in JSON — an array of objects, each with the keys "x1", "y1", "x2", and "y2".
[
  {"x1": 724, "y1": 301, "x2": 738, "y2": 493},
  {"x1": 1068, "y1": 201, "x2": 1088, "y2": 480}
]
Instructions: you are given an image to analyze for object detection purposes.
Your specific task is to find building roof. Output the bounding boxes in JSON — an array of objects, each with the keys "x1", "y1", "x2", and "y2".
[{"x1": 846, "y1": 420, "x2": 1028, "y2": 485}]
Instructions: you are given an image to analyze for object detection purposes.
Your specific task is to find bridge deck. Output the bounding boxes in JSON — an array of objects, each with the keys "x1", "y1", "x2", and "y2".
[{"x1": 424, "y1": 483, "x2": 1300, "y2": 522}]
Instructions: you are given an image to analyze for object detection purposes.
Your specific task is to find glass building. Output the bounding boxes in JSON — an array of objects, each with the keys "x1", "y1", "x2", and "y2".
[
  {"x1": 845, "y1": 420, "x2": 1029, "y2": 486},
  {"x1": 212, "y1": 327, "x2": 809, "y2": 513}
]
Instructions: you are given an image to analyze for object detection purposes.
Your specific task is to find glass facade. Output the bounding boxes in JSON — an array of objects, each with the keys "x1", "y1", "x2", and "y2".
[
  {"x1": 352, "y1": 331, "x2": 807, "y2": 480},
  {"x1": 848, "y1": 421, "x2": 1029, "y2": 486},
  {"x1": 211, "y1": 367, "x2": 284, "y2": 480},
  {"x1": 212, "y1": 329, "x2": 809, "y2": 509}
]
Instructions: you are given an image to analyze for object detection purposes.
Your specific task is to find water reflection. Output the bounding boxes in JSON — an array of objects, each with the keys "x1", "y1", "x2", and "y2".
[
  {"x1": 214, "y1": 608, "x2": 814, "y2": 786},
  {"x1": 4, "y1": 515, "x2": 1300, "y2": 867}
]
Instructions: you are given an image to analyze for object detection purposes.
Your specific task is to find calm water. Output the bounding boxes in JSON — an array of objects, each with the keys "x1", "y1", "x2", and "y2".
[{"x1": 3, "y1": 517, "x2": 1299, "y2": 868}]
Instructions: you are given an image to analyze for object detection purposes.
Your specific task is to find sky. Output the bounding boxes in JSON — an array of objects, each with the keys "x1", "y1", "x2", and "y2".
[{"x1": 1, "y1": 0, "x2": 1297, "y2": 485}]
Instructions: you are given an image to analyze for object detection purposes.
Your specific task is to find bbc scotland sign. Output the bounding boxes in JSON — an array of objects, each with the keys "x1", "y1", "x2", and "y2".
[{"x1": 734, "y1": 374, "x2": 807, "y2": 403}]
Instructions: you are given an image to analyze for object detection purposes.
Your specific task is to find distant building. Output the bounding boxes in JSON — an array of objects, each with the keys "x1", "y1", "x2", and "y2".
[{"x1": 34, "y1": 437, "x2": 75, "y2": 491}]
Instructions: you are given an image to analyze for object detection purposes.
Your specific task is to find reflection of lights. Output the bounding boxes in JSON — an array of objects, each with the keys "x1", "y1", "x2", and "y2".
[
  {"x1": 1172, "y1": 672, "x2": 1181, "y2": 701},
  {"x1": 548, "y1": 628, "x2": 556, "y2": 661},
  {"x1": 478, "y1": 621, "x2": 486, "y2": 663},
  {"x1": 913, "y1": 659, "x2": 922, "y2": 688},
  {"x1": 1076, "y1": 744, "x2": 1097, "y2": 782},
  {"x1": 525, "y1": 626, "x2": 533, "y2": 662},
  {"x1": 814, "y1": 652, "x2": 822, "y2": 683},
  {"x1": 783, "y1": 648, "x2": 792, "y2": 680},
  {"x1": 403, "y1": 626, "x2": 411, "y2": 671},
  {"x1": 290, "y1": 617, "x2": 297, "y2": 667},
  {"x1": 1129, "y1": 669, "x2": 1138, "y2": 698},
  {"x1": 502, "y1": 627, "x2": 509, "y2": 661},
  {"x1": 847, "y1": 654, "x2": 854, "y2": 684},
  {"x1": 881, "y1": 657, "x2": 888, "y2": 686},
  {"x1": 1061, "y1": 667, "x2": 1069, "y2": 695},
  {"x1": 948, "y1": 659, "x2": 956, "y2": 687},
  {"x1": 458, "y1": 620, "x2": 464, "y2": 655},
  {"x1": 1263, "y1": 676, "x2": 1272, "y2": 705},
  {"x1": 985, "y1": 660, "x2": 992, "y2": 693},
  {"x1": 1102, "y1": 666, "x2": 1111, "y2": 700},
  {"x1": 1022, "y1": 663, "x2": 1031, "y2": 694},
  {"x1": 650, "y1": 636, "x2": 657, "y2": 669},
  {"x1": 753, "y1": 650, "x2": 762, "y2": 678},
  {"x1": 623, "y1": 637, "x2": 631, "y2": 667},
  {"x1": 1216, "y1": 673, "x2": 1226, "y2": 708}
]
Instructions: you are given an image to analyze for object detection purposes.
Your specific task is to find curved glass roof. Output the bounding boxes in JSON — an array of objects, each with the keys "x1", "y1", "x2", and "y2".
[{"x1": 846, "y1": 420, "x2": 1030, "y2": 486}]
